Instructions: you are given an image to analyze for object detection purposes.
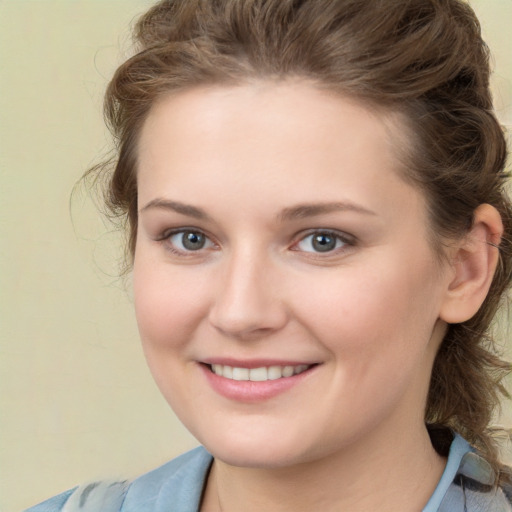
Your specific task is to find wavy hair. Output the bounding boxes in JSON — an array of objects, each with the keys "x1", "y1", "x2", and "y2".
[{"x1": 89, "y1": 0, "x2": 511, "y2": 480}]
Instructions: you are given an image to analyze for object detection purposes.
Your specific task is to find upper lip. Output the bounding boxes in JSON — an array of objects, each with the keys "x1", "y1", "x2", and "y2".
[{"x1": 200, "y1": 358, "x2": 319, "y2": 369}]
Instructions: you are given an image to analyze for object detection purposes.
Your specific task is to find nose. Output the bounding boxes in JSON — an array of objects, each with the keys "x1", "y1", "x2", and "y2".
[{"x1": 208, "y1": 248, "x2": 288, "y2": 340}]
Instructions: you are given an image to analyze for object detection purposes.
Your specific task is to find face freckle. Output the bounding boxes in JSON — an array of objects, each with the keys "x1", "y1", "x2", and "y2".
[{"x1": 133, "y1": 81, "x2": 451, "y2": 468}]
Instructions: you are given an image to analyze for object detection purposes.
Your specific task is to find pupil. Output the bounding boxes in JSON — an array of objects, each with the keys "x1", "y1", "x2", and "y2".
[
  {"x1": 182, "y1": 231, "x2": 205, "y2": 250},
  {"x1": 312, "y1": 233, "x2": 336, "y2": 252}
]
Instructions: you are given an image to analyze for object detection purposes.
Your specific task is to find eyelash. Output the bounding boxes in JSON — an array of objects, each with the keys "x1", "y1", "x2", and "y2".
[
  {"x1": 290, "y1": 230, "x2": 355, "y2": 255},
  {"x1": 156, "y1": 228, "x2": 218, "y2": 257},
  {"x1": 156, "y1": 228, "x2": 356, "y2": 257}
]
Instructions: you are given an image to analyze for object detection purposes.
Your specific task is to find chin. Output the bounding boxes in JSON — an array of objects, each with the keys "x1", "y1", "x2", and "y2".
[
  {"x1": 210, "y1": 444, "x2": 307, "y2": 469},
  {"x1": 194, "y1": 424, "x2": 328, "y2": 469}
]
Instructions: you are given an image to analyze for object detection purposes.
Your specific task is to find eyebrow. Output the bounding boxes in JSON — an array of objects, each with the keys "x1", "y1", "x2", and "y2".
[
  {"x1": 140, "y1": 198, "x2": 376, "y2": 222},
  {"x1": 139, "y1": 198, "x2": 212, "y2": 220},
  {"x1": 278, "y1": 202, "x2": 377, "y2": 222}
]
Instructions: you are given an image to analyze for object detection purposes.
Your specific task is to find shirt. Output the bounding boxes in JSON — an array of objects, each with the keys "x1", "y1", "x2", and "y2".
[{"x1": 25, "y1": 434, "x2": 512, "y2": 511}]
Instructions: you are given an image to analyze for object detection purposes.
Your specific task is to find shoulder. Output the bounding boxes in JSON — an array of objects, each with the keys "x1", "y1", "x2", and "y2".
[
  {"x1": 24, "y1": 481, "x2": 129, "y2": 512},
  {"x1": 434, "y1": 434, "x2": 512, "y2": 512},
  {"x1": 123, "y1": 446, "x2": 213, "y2": 512},
  {"x1": 122, "y1": 446, "x2": 212, "y2": 511},
  {"x1": 24, "y1": 489, "x2": 75, "y2": 512},
  {"x1": 444, "y1": 451, "x2": 512, "y2": 512},
  {"x1": 24, "y1": 446, "x2": 213, "y2": 512}
]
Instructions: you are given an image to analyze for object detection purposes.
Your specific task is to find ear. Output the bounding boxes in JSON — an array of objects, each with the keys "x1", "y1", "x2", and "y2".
[{"x1": 440, "y1": 204, "x2": 503, "y2": 324}]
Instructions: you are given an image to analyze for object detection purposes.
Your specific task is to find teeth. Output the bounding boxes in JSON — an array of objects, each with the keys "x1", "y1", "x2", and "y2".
[
  {"x1": 223, "y1": 365, "x2": 233, "y2": 379},
  {"x1": 249, "y1": 367, "x2": 267, "y2": 381},
  {"x1": 268, "y1": 366, "x2": 282, "y2": 380},
  {"x1": 232, "y1": 367, "x2": 249, "y2": 381},
  {"x1": 282, "y1": 365, "x2": 294, "y2": 377},
  {"x1": 210, "y1": 364, "x2": 311, "y2": 381}
]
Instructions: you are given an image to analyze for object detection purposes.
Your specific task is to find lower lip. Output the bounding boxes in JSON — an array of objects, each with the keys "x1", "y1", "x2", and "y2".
[{"x1": 199, "y1": 364, "x2": 317, "y2": 402}]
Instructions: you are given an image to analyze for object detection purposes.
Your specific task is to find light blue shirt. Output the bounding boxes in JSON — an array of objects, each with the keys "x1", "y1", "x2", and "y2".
[{"x1": 26, "y1": 434, "x2": 512, "y2": 511}]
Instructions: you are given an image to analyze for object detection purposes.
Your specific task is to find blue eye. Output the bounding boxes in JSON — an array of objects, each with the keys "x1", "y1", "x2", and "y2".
[
  {"x1": 167, "y1": 230, "x2": 215, "y2": 252},
  {"x1": 295, "y1": 232, "x2": 347, "y2": 253}
]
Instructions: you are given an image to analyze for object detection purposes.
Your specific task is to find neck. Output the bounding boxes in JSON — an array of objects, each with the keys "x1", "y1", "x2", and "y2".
[{"x1": 201, "y1": 422, "x2": 446, "y2": 512}]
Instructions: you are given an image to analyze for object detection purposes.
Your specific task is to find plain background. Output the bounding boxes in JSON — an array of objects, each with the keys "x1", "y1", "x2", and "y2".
[{"x1": 0, "y1": 1, "x2": 511, "y2": 511}]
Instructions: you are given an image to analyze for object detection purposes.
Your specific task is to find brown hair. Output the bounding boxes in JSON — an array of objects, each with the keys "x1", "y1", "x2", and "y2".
[{"x1": 94, "y1": 0, "x2": 511, "y2": 479}]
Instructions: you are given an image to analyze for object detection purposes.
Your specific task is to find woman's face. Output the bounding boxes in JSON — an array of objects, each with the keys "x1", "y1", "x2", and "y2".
[{"x1": 134, "y1": 82, "x2": 452, "y2": 468}]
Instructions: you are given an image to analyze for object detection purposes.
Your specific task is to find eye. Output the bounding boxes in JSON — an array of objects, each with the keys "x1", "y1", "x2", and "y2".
[
  {"x1": 166, "y1": 230, "x2": 215, "y2": 253},
  {"x1": 294, "y1": 231, "x2": 350, "y2": 253}
]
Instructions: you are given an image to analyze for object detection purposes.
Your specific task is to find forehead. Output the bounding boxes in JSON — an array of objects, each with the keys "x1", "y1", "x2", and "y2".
[
  {"x1": 139, "y1": 81, "x2": 398, "y2": 157},
  {"x1": 136, "y1": 81, "x2": 424, "y2": 224}
]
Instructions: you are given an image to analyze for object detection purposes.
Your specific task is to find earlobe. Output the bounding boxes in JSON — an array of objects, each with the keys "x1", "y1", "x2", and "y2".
[{"x1": 440, "y1": 204, "x2": 503, "y2": 324}]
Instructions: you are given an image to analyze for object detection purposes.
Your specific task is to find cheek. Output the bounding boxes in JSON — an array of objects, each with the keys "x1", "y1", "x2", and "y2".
[
  {"x1": 290, "y1": 254, "x2": 444, "y2": 360},
  {"x1": 290, "y1": 258, "x2": 443, "y2": 432},
  {"x1": 132, "y1": 251, "x2": 214, "y2": 412},
  {"x1": 132, "y1": 250, "x2": 210, "y2": 352}
]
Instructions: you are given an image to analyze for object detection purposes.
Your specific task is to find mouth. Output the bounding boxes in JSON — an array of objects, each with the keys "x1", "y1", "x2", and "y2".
[
  {"x1": 200, "y1": 360, "x2": 319, "y2": 402},
  {"x1": 207, "y1": 363, "x2": 314, "y2": 381}
]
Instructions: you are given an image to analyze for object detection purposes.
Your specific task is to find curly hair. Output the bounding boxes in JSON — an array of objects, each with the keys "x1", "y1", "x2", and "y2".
[{"x1": 91, "y1": 0, "x2": 512, "y2": 480}]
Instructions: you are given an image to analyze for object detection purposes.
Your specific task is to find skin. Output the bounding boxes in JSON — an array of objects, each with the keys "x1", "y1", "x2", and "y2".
[{"x1": 133, "y1": 81, "x2": 500, "y2": 511}]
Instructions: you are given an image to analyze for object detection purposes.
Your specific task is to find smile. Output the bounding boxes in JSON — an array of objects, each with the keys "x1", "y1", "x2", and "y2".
[{"x1": 209, "y1": 364, "x2": 312, "y2": 381}]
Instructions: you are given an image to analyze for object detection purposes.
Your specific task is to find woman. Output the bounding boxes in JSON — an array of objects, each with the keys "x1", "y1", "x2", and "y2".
[{"x1": 28, "y1": 0, "x2": 512, "y2": 510}]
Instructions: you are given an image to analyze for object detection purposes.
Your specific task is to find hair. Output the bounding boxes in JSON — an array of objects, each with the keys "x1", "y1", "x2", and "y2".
[{"x1": 92, "y1": 0, "x2": 512, "y2": 480}]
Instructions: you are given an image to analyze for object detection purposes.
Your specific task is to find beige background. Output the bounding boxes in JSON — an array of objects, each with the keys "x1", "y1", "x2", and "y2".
[{"x1": 0, "y1": 1, "x2": 511, "y2": 511}]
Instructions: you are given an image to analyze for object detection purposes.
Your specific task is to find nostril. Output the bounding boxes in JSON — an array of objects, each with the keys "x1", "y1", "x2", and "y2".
[
  {"x1": 208, "y1": 297, "x2": 288, "y2": 339},
  {"x1": 210, "y1": 323, "x2": 279, "y2": 341},
  {"x1": 208, "y1": 260, "x2": 289, "y2": 339}
]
